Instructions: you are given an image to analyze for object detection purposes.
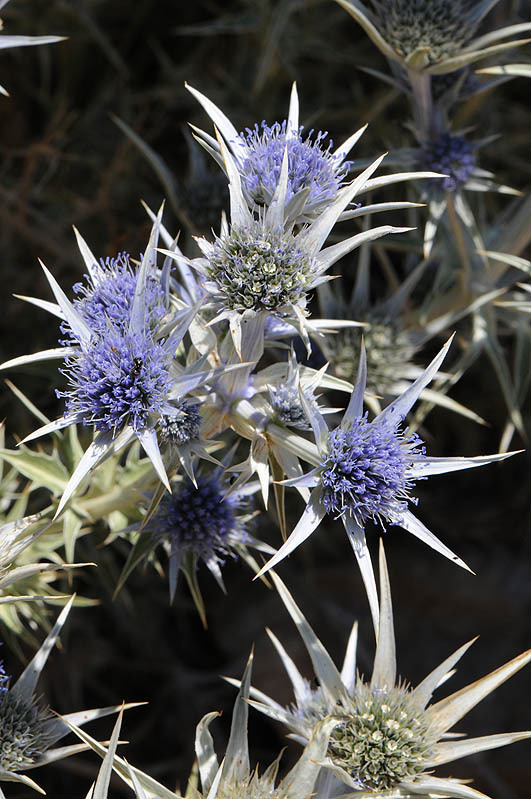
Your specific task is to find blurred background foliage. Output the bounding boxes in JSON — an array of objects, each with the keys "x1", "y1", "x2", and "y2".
[{"x1": 1, "y1": 0, "x2": 531, "y2": 796}]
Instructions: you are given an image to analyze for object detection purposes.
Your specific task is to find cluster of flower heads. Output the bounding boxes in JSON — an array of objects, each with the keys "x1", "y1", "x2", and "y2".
[{"x1": 1, "y1": 44, "x2": 530, "y2": 794}]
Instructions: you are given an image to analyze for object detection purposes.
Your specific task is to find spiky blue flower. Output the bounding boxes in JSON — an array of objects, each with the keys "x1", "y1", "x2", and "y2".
[
  {"x1": 240, "y1": 121, "x2": 350, "y2": 213},
  {"x1": 321, "y1": 415, "x2": 424, "y2": 525},
  {"x1": 58, "y1": 326, "x2": 173, "y2": 435},
  {"x1": 148, "y1": 474, "x2": 248, "y2": 565},
  {"x1": 158, "y1": 400, "x2": 202, "y2": 445},
  {"x1": 257, "y1": 338, "x2": 517, "y2": 635},
  {"x1": 186, "y1": 82, "x2": 367, "y2": 224},
  {"x1": 421, "y1": 132, "x2": 476, "y2": 193},
  {"x1": 71, "y1": 252, "x2": 166, "y2": 333}
]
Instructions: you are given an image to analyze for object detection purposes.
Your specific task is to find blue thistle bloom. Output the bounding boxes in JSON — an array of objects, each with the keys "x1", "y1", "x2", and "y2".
[
  {"x1": 58, "y1": 326, "x2": 173, "y2": 435},
  {"x1": 159, "y1": 400, "x2": 202, "y2": 446},
  {"x1": 258, "y1": 339, "x2": 517, "y2": 635},
  {"x1": 148, "y1": 475, "x2": 247, "y2": 565},
  {"x1": 320, "y1": 415, "x2": 424, "y2": 525},
  {"x1": 240, "y1": 121, "x2": 350, "y2": 214},
  {"x1": 71, "y1": 252, "x2": 166, "y2": 333},
  {"x1": 421, "y1": 132, "x2": 476, "y2": 193}
]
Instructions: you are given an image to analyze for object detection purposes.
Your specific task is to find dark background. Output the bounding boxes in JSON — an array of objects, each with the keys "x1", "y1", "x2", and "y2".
[{"x1": 1, "y1": 1, "x2": 531, "y2": 796}]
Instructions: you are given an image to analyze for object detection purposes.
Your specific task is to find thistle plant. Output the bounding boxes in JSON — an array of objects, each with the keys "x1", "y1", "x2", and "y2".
[
  {"x1": 242, "y1": 545, "x2": 531, "y2": 798},
  {"x1": 1, "y1": 4, "x2": 531, "y2": 796},
  {"x1": 256, "y1": 337, "x2": 516, "y2": 632}
]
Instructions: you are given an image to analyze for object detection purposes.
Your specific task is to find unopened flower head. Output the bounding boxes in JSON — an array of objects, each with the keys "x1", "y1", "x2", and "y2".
[
  {"x1": 240, "y1": 121, "x2": 350, "y2": 214},
  {"x1": 207, "y1": 222, "x2": 316, "y2": 314},
  {"x1": 321, "y1": 415, "x2": 425, "y2": 526},
  {"x1": 0, "y1": 688, "x2": 53, "y2": 773},
  {"x1": 146, "y1": 474, "x2": 249, "y2": 565},
  {"x1": 158, "y1": 399, "x2": 202, "y2": 445},
  {"x1": 330, "y1": 683, "x2": 434, "y2": 790},
  {"x1": 328, "y1": 319, "x2": 416, "y2": 394},
  {"x1": 421, "y1": 132, "x2": 476, "y2": 193},
  {"x1": 58, "y1": 327, "x2": 173, "y2": 435},
  {"x1": 371, "y1": 0, "x2": 482, "y2": 62},
  {"x1": 71, "y1": 252, "x2": 166, "y2": 333}
]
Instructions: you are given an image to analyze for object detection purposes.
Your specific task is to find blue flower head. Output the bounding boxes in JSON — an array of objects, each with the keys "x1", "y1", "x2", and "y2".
[
  {"x1": 257, "y1": 338, "x2": 517, "y2": 636},
  {"x1": 186, "y1": 82, "x2": 364, "y2": 224},
  {"x1": 421, "y1": 132, "x2": 476, "y2": 193},
  {"x1": 148, "y1": 474, "x2": 248, "y2": 566},
  {"x1": 58, "y1": 326, "x2": 173, "y2": 435},
  {"x1": 240, "y1": 121, "x2": 351, "y2": 215},
  {"x1": 159, "y1": 399, "x2": 202, "y2": 446},
  {"x1": 320, "y1": 414, "x2": 425, "y2": 526},
  {"x1": 71, "y1": 251, "x2": 166, "y2": 333}
]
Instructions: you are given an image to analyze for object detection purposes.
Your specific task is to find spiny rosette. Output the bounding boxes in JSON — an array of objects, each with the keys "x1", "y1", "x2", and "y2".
[
  {"x1": 70, "y1": 252, "x2": 166, "y2": 334},
  {"x1": 329, "y1": 683, "x2": 435, "y2": 790},
  {"x1": 371, "y1": 0, "x2": 481, "y2": 62},
  {"x1": 320, "y1": 415, "x2": 425, "y2": 525},
  {"x1": 145, "y1": 475, "x2": 248, "y2": 564},
  {"x1": 58, "y1": 327, "x2": 173, "y2": 435},
  {"x1": 206, "y1": 223, "x2": 316, "y2": 313},
  {"x1": 240, "y1": 121, "x2": 350, "y2": 215},
  {"x1": 327, "y1": 320, "x2": 416, "y2": 394},
  {"x1": 158, "y1": 400, "x2": 202, "y2": 445},
  {"x1": 420, "y1": 132, "x2": 476, "y2": 194},
  {"x1": 0, "y1": 690, "x2": 53, "y2": 772}
]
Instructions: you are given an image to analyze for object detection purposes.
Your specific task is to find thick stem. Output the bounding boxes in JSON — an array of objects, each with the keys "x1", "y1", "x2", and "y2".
[{"x1": 407, "y1": 70, "x2": 435, "y2": 140}]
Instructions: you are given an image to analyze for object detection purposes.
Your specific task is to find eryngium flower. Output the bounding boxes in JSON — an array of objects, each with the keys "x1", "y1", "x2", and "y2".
[
  {"x1": 333, "y1": 0, "x2": 531, "y2": 75},
  {"x1": 187, "y1": 82, "x2": 362, "y2": 223},
  {"x1": 321, "y1": 414, "x2": 424, "y2": 525},
  {"x1": 138, "y1": 465, "x2": 270, "y2": 619},
  {"x1": 147, "y1": 473, "x2": 248, "y2": 569},
  {"x1": 163, "y1": 133, "x2": 408, "y2": 357},
  {"x1": 158, "y1": 399, "x2": 202, "y2": 445},
  {"x1": 71, "y1": 251, "x2": 166, "y2": 333},
  {"x1": 0, "y1": 689, "x2": 53, "y2": 772},
  {"x1": 245, "y1": 549, "x2": 531, "y2": 799},
  {"x1": 240, "y1": 120, "x2": 351, "y2": 215},
  {"x1": 58, "y1": 327, "x2": 173, "y2": 435},
  {"x1": 256, "y1": 338, "x2": 517, "y2": 634},
  {"x1": 421, "y1": 131, "x2": 476, "y2": 193},
  {"x1": 371, "y1": 0, "x2": 482, "y2": 63},
  {"x1": 206, "y1": 223, "x2": 316, "y2": 313}
]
